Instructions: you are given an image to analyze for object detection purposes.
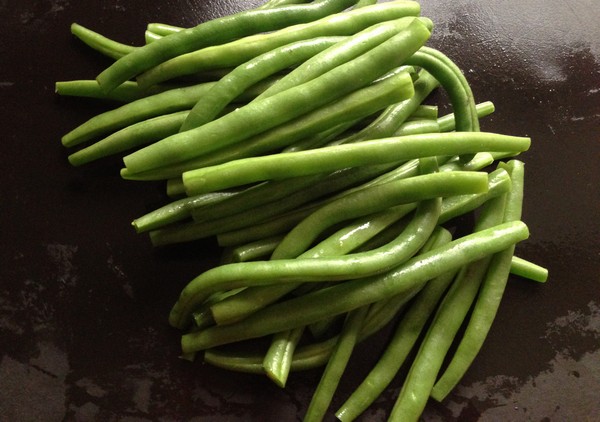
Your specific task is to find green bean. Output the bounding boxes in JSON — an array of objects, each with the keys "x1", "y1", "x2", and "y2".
[
  {"x1": 55, "y1": 80, "x2": 182, "y2": 102},
  {"x1": 510, "y1": 255, "x2": 548, "y2": 282},
  {"x1": 304, "y1": 307, "x2": 369, "y2": 421},
  {"x1": 282, "y1": 119, "x2": 361, "y2": 153},
  {"x1": 430, "y1": 160, "x2": 525, "y2": 402},
  {"x1": 217, "y1": 205, "x2": 319, "y2": 247},
  {"x1": 256, "y1": 0, "x2": 313, "y2": 9},
  {"x1": 230, "y1": 236, "x2": 284, "y2": 263},
  {"x1": 204, "y1": 336, "x2": 339, "y2": 374},
  {"x1": 179, "y1": 36, "x2": 345, "y2": 131},
  {"x1": 352, "y1": 0, "x2": 378, "y2": 7},
  {"x1": 68, "y1": 110, "x2": 189, "y2": 166},
  {"x1": 132, "y1": 191, "x2": 236, "y2": 233},
  {"x1": 166, "y1": 177, "x2": 185, "y2": 198},
  {"x1": 408, "y1": 104, "x2": 439, "y2": 120},
  {"x1": 146, "y1": 22, "x2": 184, "y2": 36},
  {"x1": 263, "y1": 326, "x2": 305, "y2": 387},
  {"x1": 182, "y1": 132, "x2": 530, "y2": 195},
  {"x1": 70, "y1": 23, "x2": 136, "y2": 60},
  {"x1": 95, "y1": 0, "x2": 361, "y2": 92},
  {"x1": 123, "y1": 69, "x2": 415, "y2": 181},
  {"x1": 123, "y1": 21, "x2": 430, "y2": 174},
  {"x1": 137, "y1": 3, "x2": 423, "y2": 89},
  {"x1": 144, "y1": 30, "x2": 162, "y2": 44},
  {"x1": 438, "y1": 101, "x2": 495, "y2": 132},
  {"x1": 388, "y1": 191, "x2": 509, "y2": 422},
  {"x1": 393, "y1": 119, "x2": 440, "y2": 136},
  {"x1": 254, "y1": 15, "x2": 430, "y2": 100},
  {"x1": 180, "y1": 221, "x2": 529, "y2": 352}
]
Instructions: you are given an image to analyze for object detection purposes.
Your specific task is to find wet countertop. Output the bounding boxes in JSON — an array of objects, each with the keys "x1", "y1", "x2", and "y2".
[{"x1": 1, "y1": 0, "x2": 599, "y2": 420}]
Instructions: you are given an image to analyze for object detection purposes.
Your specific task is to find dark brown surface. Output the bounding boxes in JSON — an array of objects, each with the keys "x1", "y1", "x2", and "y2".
[{"x1": 1, "y1": 1, "x2": 599, "y2": 421}]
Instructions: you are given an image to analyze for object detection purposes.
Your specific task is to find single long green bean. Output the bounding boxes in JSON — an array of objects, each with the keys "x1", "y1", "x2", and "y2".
[
  {"x1": 55, "y1": 80, "x2": 179, "y2": 102},
  {"x1": 70, "y1": 23, "x2": 136, "y2": 60},
  {"x1": 180, "y1": 221, "x2": 529, "y2": 352},
  {"x1": 123, "y1": 21, "x2": 429, "y2": 174},
  {"x1": 131, "y1": 191, "x2": 237, "y2": 233},
  {"x1": 182, "y1": 132, "x2": 530, "y2": 195},
  {"x1": 137, "y1": 3, "x2": 423, "y2": 89},
  {"x1": 96, "y1": 0, "x2": 361, "y2": 92}
]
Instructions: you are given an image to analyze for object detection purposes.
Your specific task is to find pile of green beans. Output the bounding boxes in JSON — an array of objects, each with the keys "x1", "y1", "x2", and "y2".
[{"x1": 57, "y1": 1, "x2": 549, "y2": 421}]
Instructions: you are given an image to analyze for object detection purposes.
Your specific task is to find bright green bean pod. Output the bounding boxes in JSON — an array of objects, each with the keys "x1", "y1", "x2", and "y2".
[
  {"x1": 393, "y1": 119, "x2": 440, "y2": 136},
  {"x1": 179, "y1": 36, "x2": 345, "y2": 132},
  {"x1": 146, "y1": 22, "x2": 184, "y2": 36},
  {"x1": 510, "y1": 255, "x2": 548, "y2": 282},
  {"x1": 438, "y1": 101, "x2": 495, "y2": 132},
  {"x1": 182, "y1": 132, "x2": 530, "y2": 195},
  {"x1": 137, "y1": 3, "x2": 423, "y2": 89},
  {"x1": 96, "y1": 0, "x2": 361, "y2": 92},
  {"x1": 70, "y1": 23, "x2": 136, "y2": 60},
  {"x1": 180, "y1": 221, "x2": 529, "y2": 352},
  {"x1": 123, "y1": 21, "x2": 430, "y2": 174},
  {"x1": 231, "y1": 236, "x2": 284, "y2": 262},
  {"x1": 430, "y1": 160, "x2": 526, "y2": 402},
  {"x1": 328, "y1": 69, "x2": 440, "y2": 146}
]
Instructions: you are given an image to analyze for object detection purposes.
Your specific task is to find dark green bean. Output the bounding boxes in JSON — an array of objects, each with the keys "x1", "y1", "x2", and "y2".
[{"x1": 96, "y1": 0, "x2": 361, "y2": 92}]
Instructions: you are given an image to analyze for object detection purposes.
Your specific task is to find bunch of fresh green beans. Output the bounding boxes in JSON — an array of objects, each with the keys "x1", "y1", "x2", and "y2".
[{"x1": 57, "y1": 1, "x2": 549, "y2": 420}]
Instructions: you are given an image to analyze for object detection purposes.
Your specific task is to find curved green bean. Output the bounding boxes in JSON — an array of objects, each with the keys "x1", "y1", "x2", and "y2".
[{"x1": 70, "y1": 23, "x2": 136, "y2": 60}]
